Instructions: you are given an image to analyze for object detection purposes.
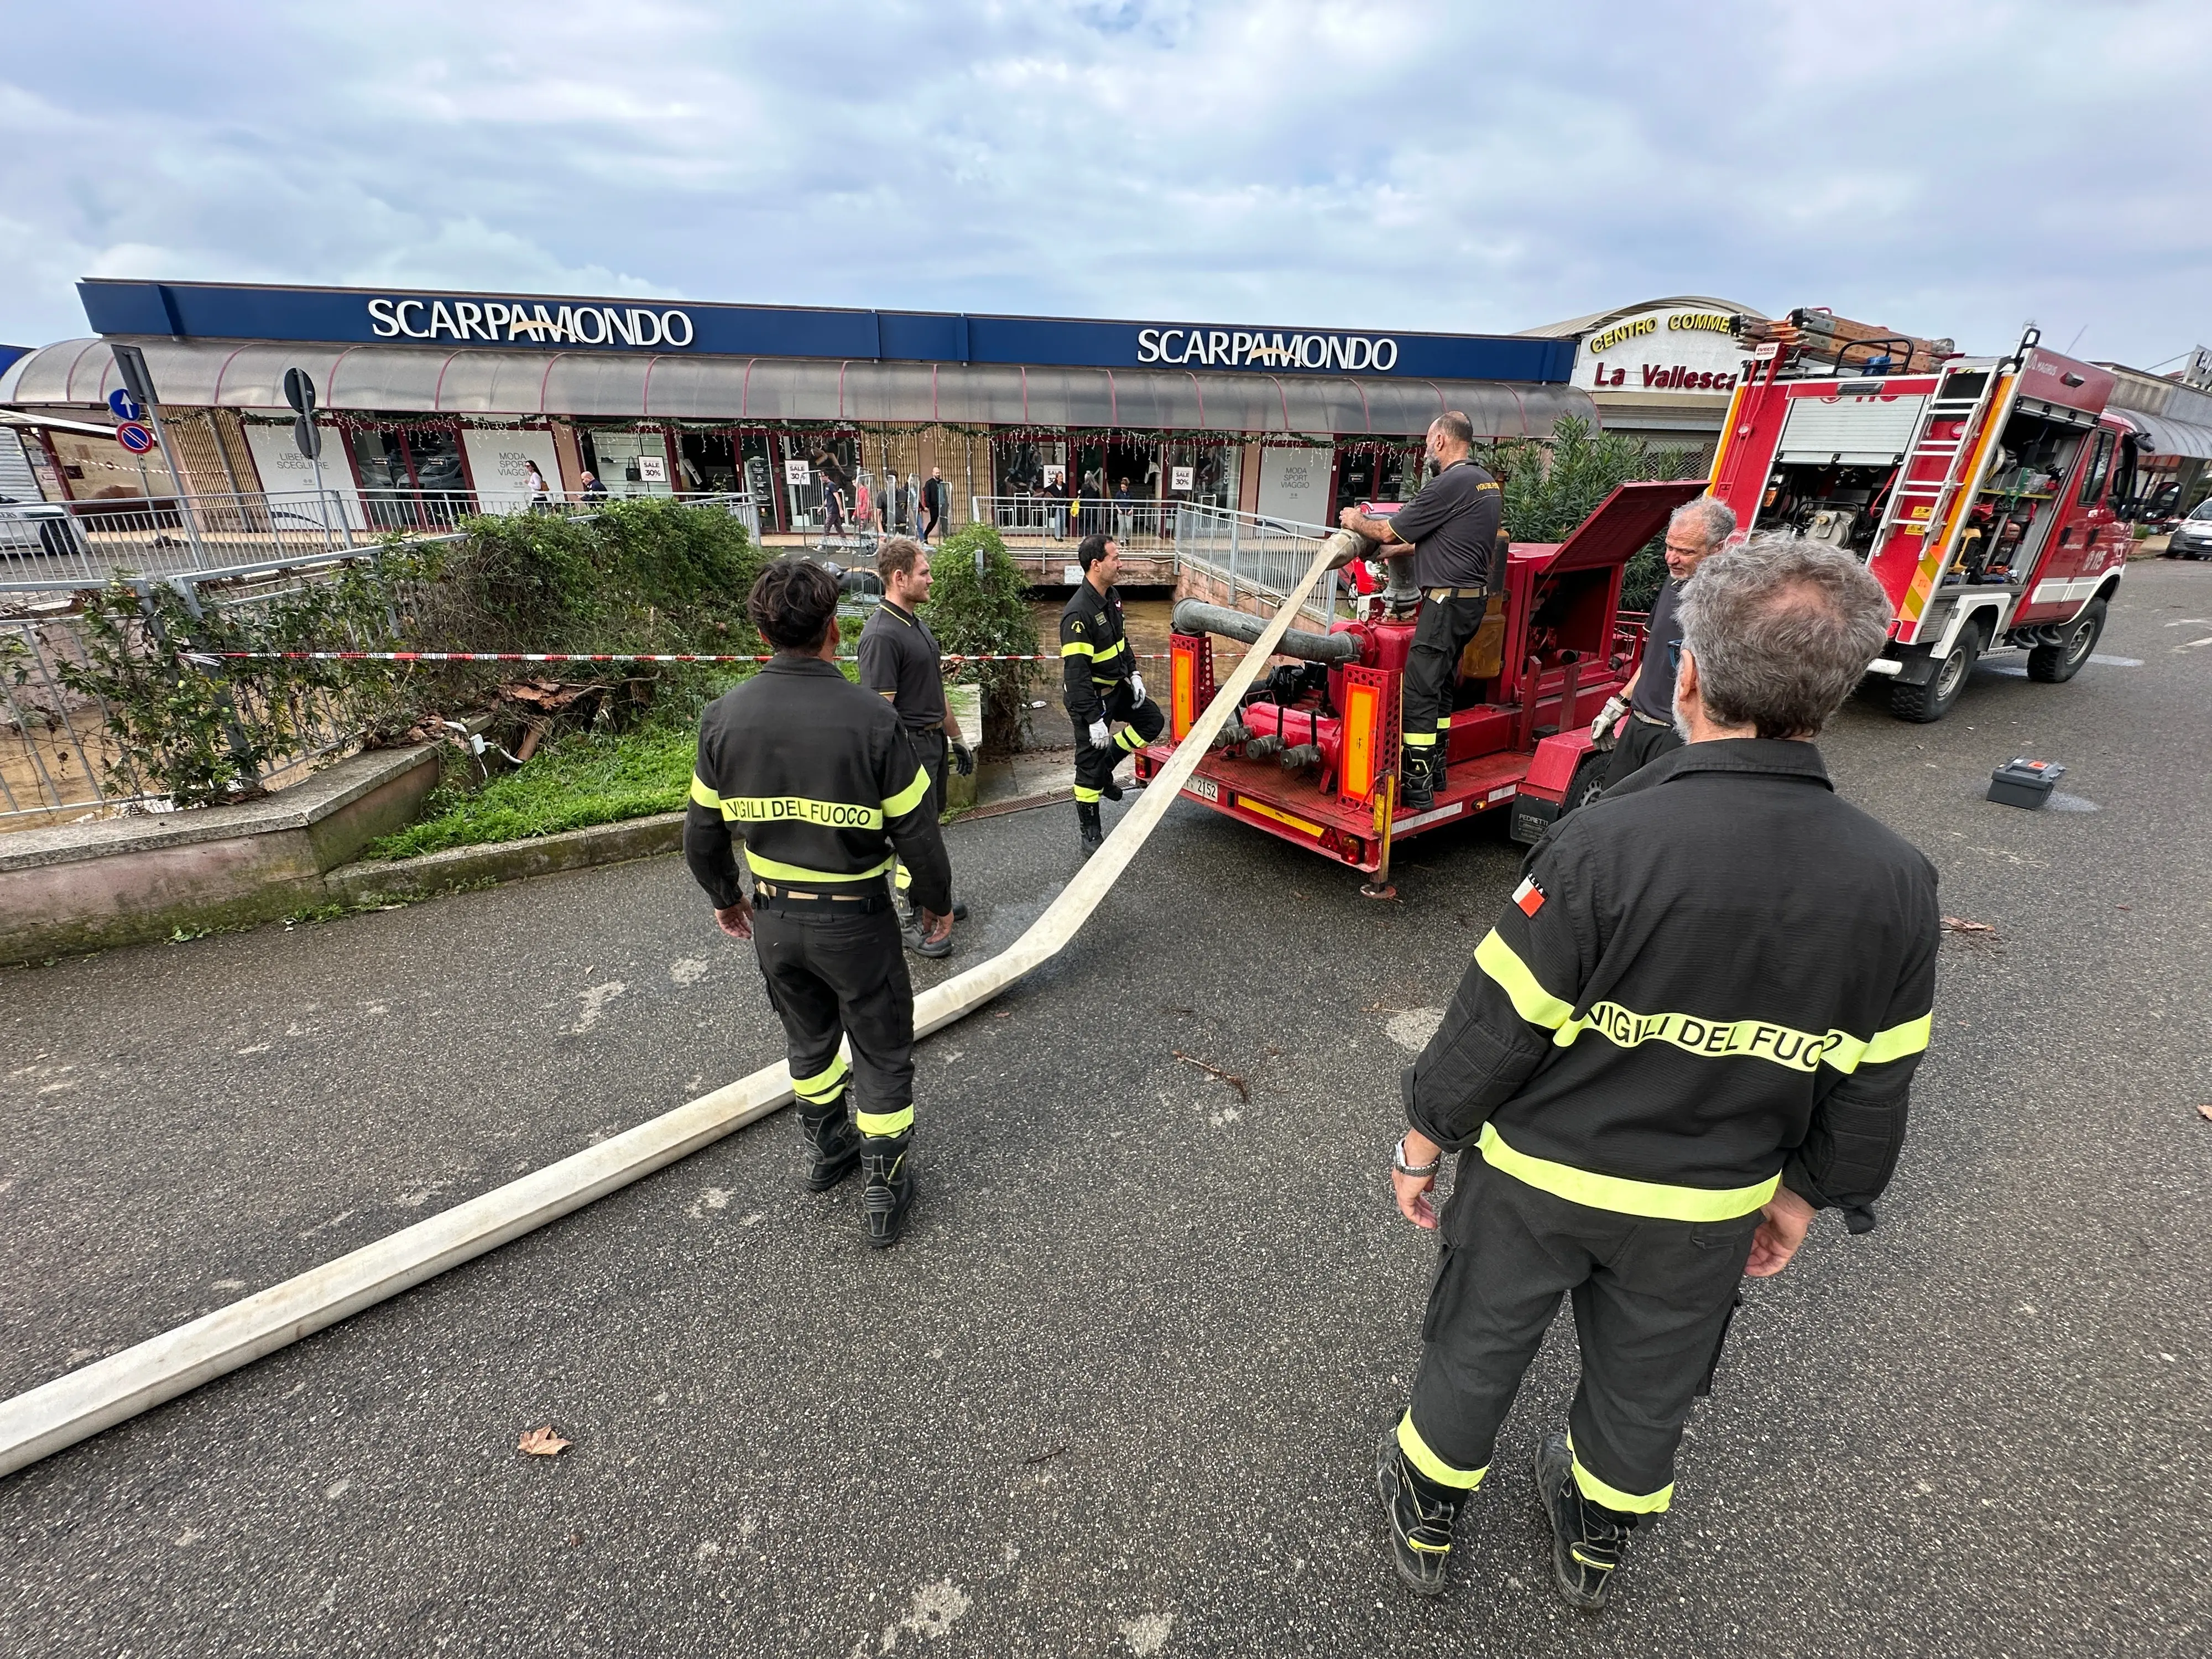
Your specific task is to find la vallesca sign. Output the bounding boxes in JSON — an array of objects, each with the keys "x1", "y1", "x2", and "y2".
[
  {"x1": 1135, "y1": 326, "x2": 1400, "y2": 372},
  {"x1": 367, "y1": 296, "x2": 696, "y2": 347}
]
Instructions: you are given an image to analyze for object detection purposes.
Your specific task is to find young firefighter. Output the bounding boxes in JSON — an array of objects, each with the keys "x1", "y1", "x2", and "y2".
[
  {"x1": 684, "y1": 559, "x2": 952, "y2": 1248},
  {"x1": 1059, "y1": 533, "x2": 1164, "y2": 857}
]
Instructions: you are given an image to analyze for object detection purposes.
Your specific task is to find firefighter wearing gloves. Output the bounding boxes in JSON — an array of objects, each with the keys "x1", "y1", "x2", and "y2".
[
  {"x1": 1589, "y1": 498, "x2": 1736, "y2": 790},
  {"x1": 1376, "y1": 538, "x2": 1939, "y2": 1611},
  {"x1": 1339, "y1": 410, "x2": 1502, "y2": 812},
  {"x1": 1061, "y1": 533, "x2": 1164, "y2": 857},
  {"x1": 685, "y1": 559, "x2": 952, "y2": 1249},
  {"x1": 858, "y1": 535, "x2": 972, "y2": 959}
]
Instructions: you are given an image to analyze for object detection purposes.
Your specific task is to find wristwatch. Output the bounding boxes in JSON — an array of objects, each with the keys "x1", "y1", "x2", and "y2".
[{"x1": 1392, "y1": 1135, "x2": 1442, "y2": 1178}]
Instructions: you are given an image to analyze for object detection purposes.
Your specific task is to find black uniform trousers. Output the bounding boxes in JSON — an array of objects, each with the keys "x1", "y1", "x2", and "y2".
[
  {"x1": 1404, "y1": 1151, "x2": 1756, "y2": 1514},
  {"x1": 892, "y1": 728, "x2": 950, "y2": 906},
  {"x1": 752, "y1": 900, "x2": 918, "y2": 1139},
  {"x1": 1071, "y1": 682, "x2": 1164, "y2": 803},
  {"x1": 1400, "y1": 595, "x2": 1489, "y2": 779},
  {"x1": 1598, "y1": 712, "x2": 1684, "y2": 793}
]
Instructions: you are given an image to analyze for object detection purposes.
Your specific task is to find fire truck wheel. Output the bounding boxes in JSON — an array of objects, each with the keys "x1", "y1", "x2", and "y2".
[
  {"x1": 1889, "y1": 631, "x2": 1978, "y2": 723},
  {"x1": 2026, "y1": 598, "x2": 2106, "y2": 684}
]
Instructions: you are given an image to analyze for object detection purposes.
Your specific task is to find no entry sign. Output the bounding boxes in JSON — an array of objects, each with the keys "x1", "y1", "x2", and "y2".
[{"x1": 115, "y1": 421, "x2": 158, "y2": 454}]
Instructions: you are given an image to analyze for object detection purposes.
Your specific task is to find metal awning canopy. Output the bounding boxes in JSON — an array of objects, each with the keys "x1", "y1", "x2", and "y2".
[
  {"x1": 0, "y1": 337, "x2": 1598, "y2": 439},
  {"x1": 2108, "y1": 405, "x2": 2212, "y2": 462}
]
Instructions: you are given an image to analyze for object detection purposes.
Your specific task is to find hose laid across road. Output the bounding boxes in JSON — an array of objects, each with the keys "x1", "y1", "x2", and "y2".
[{"x1": 0, "y1": 530, "x2": 1359, "y2": 1479}]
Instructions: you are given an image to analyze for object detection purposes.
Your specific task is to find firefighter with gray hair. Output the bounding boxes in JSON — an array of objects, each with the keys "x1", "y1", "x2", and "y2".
[
  {"x1": 1376, "y1": 534, "x2": 1938, "y2": 1612},
  {"x1": 1589, "y1": 495, "x2": 1738, "y2": 791}
]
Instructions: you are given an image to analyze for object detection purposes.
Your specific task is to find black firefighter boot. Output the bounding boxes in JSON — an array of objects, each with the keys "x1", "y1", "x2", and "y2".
[
  {"x1": 1076, "y1": 800, "x2": 1105, "y2": 858},
  {"x1": 799, "y1": 1106, "x2": 864, "y2": 1193},
  {"x1": 1375, "y1": 1432, "x2": 1463, "y2": 1595},
  {"x1": 859, "y1": 1132, "x2": 916, "y2": 1248},
  {"x1": 1534, "y1": 1431, "x2": 1640, "y2": 1612},
  {"x1": 1398, "y1": 747, "x2": 1435, "y2": 813}
]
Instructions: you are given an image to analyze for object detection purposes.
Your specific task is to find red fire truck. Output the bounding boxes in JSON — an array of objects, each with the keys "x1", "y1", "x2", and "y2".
[
  {"x1": 1708, "y1": 326, "x2": 2141, "y2": 721},
  {"x1": 1135, "y1": 479, "x2": 1705, "y2": 877}
]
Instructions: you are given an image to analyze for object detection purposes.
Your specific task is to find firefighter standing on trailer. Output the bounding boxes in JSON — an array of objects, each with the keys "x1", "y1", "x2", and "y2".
[
  {"x1": 684, "y1": 559, "x2": 952, "y2": 1248},
  {"x1": 1061, "y1": 534, "x2": 1164, "y2": 857},
  {"x1": 1375, "y1": 538, "x2": 1939, "y2": 1611},
  {"x1": 1339, "y1": 411, "x2": 1502, "y2": 811}
]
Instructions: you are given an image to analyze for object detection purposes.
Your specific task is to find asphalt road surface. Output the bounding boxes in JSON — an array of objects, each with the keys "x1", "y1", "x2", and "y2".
[{"x1": 3, "y1": 562, "x2": 2208, "y2": 1657}]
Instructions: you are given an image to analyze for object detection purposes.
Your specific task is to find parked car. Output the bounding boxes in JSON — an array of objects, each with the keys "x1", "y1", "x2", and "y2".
[
  {"x1": 0, "y1": 495, "x2": 88, "y2": 560},
  {"x1": 2168, "y1": 498, "x2": 2212, "y2": 560}
]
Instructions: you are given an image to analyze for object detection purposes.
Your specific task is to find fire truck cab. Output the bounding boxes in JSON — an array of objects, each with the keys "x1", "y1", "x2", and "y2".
[{"x1": 1708, "y1": 327, "x2": 2139, "y2": 721}]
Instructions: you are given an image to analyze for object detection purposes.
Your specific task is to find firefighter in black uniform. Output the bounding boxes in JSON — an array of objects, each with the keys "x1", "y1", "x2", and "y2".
[
  {"x1": 1061, "y1": 533, "x2": 1164, "y2": 857},
  {"x1": 1375, "y1": 538, "x2": 1940, "y2": 1610},
  {"x1": 685, "y1": 559, "x2": 952, "y2": 1248},
  {"x1": 1339, "y1": 411, "x2": 1503, "y2": 811}
]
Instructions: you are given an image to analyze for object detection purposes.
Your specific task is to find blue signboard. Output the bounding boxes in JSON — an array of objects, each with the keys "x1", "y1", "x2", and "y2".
[{"x1": 77, "y1": 279, "x2": 1573, "y2": 384}]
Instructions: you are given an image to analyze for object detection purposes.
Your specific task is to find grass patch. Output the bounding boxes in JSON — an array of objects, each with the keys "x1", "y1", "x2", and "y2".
[{"x1": 363, "y1": 721, "x2": 698, "y2": 860}]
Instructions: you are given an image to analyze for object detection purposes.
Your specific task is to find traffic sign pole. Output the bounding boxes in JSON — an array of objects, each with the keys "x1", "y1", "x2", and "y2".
[{"x1": 109, "y1": 346, "x2": 206, "y2": 567}]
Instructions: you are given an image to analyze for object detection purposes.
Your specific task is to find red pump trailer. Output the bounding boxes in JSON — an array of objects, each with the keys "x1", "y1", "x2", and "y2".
[{"x1": 1135, "y1": 479, "x2": 1706, "y2": 874}]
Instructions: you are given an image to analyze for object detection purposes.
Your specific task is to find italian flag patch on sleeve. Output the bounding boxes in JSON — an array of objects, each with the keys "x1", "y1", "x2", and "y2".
[{"x1": 1513, "y1": 876, "x2": 1546, "y2": 917}]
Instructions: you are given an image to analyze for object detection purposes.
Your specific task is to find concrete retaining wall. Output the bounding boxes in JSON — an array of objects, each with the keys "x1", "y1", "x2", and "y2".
[{"x1": 1, "y1": 747, "x2": 441, "y2": 963}]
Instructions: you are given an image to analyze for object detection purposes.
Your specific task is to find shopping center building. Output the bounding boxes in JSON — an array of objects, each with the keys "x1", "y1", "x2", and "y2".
[{"x1": 0, "y1": 279, "x2": 1598, "y2": 536}]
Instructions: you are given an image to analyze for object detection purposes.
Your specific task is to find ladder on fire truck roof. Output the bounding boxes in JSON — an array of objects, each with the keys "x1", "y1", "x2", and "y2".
[{"x1": 1865, "y1": 330, "x2": 2033, "y2": 585}]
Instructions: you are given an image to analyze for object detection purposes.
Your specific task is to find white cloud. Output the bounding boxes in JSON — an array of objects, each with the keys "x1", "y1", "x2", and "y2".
[{"x1": 1, "y1": 1, "x2": 2207, "y2": 367}]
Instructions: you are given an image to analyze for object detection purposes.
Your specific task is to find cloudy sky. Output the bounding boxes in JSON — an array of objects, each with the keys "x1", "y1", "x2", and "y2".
[{"x1": 3, "y1": 0, "x2": 2206, "y2": 367}]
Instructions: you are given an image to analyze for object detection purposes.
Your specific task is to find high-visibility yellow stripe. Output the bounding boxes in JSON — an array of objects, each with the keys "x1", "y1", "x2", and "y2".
[
  {"x1": 1402, "y1": 730, "x2": 1437, "y2": 748},
  {"x1": 1474, "y1": 931, "x2": 1575, "y2": 1030},
  {"x1": 1569, "y1": 1437, "x2": 1673, "y2": 1514},
  {"x1": 1062, "y1": 640, "x2": 1095, "y2": 658},
  {"x1": 742, "y1": 849, "x2": 895, "y2": 885},
  {"x1": 1479, "y1": 1122, "x2": 1776, "y2": 1222},
  {"x1": 1476, "y1": 934, "x2": 1931, "y2": 1077},
  {"x1": 1115, "y1": 727, "x2": 1145, "y2": 752},
  {"x1": 882, "y1": 764, "x2": 931, "y2": 818},
  {"x1": 792, "y1": 1052, "x2": 848, "y2": 1104},
  {"x1": 1091, "y1": 638, "x2": 1127, "y2": 664},
  {"x1": 690, "y1": 774, "x2": 721, "y2": 810},
  {"x1": 1073, "y1": 785, "x2": 1103, "y2": 803},
  {"x1": 719, "y1": 794, "x2": 885, "y2": 830},
  {"x1": 856, "y1": 1107, "x2": 913, "y2": 1138},
  {"x1": 1396, "y1": 1411, "x2": 1488, "y2": 1490}
]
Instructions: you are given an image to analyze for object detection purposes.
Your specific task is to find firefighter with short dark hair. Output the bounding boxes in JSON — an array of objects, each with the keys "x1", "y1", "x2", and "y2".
[
  {"x1": 685, "y1": 558, "x2": 951, "y2": 1248},
  {"x1": 1340, "y1": 410, "x2": 1503, "y2": 811},
  {"x1": 1061, "y1": 533, "x2": 1164, "y2": 857},
  {"x1": 1375, "y1": 536, "x2": 1940, "y2": 1609}
]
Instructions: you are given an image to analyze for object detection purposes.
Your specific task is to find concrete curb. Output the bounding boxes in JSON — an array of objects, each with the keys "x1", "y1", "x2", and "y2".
[{"x1": 325, "y1": 812, "x2": 686, "y2": 903}]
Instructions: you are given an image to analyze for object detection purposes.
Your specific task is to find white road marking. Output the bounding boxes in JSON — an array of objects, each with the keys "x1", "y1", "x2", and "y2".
[
  {"x1": 2174, "y1": 636, "x2": 2212, "y2": 654},
  {"x1": 2087, "y1": 654, "x2": 2141, "y2": 666}
]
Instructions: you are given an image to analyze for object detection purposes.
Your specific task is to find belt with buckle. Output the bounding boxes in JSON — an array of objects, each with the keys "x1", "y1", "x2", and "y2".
[
  {"x1": 752, "y1": 878, "x2": 893, "y2": 916},
  {"x1": 1629, "y1": 708, "x2": 1673, "y2": 728},
  {"x1": 1423, "y1": 586, "x2": 1486, "y2": 601}
]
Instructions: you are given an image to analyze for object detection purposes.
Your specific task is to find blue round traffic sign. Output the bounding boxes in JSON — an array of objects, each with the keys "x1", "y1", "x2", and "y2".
[
  {"x1": 116, "y1": 421, "x2": 158, "y2": 454},
  {"x1": 107, "y1": 389, "x2": 143, "y2": 422}
]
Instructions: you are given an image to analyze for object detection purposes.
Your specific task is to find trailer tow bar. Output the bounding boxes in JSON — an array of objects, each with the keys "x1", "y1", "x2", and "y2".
[{"x1": 1361, "y1": 773, "x2": 1399, "y2": 901}]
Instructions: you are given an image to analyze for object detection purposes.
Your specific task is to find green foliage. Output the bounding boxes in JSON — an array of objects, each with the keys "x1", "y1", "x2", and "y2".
[
  {"x1": 1478, "y1": 416, "x2": 1700, "y2": 612},
  {"x1": 361, "y1": 714, "x2": 711, "y2": 860},
  {"x1": 926, "y1": 521, "x2": 1041, "y2": 750}
]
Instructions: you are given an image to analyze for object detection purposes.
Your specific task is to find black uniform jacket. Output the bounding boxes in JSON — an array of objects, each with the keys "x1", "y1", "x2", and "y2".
[
  {"x1": 684, "y1": 654, "x2": 951, "y2": 915},
  {"x1": 1060, "y1": 581, "x2": 1133, "y2": 725},
  {"x1": 1405, "y1": 739, "x2": 1939, "y2": 1229}
]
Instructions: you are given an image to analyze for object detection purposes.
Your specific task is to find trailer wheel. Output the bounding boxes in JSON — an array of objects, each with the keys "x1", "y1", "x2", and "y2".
[
  {"x1": 1890, "y1": 632, "x2": 1978, "y2": 723},
  {"x1": 1566, "y1": 750, "x2": 1609, "y2": 814},
  {"x1": 2027, "y1": 598, "x2": 2106, "y2": 683}
]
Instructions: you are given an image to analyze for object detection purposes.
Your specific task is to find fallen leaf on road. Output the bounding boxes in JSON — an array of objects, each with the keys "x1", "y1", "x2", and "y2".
[
  {"x1": 2197, "y1": 1104, "x2": 2212, "y2": 1123},
  {"x1": 1942, "y1": 916, "x2": 1996, "y2": 933},
  {"x1": 518, "y1": 1426, "x2": 571, "y2": 1456}
]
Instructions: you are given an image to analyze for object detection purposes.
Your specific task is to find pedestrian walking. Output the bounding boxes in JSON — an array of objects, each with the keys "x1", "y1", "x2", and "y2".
[
  {"x1": 1338, "y1": 412, "x2": 1503, "y2": 811},
  {"x1": 1588, "y1": 498, "x2": 1737, "y2": 790},
  {"x1": 823, "y1": 482, "x2": 846, "y2": 538},
  {"x1": 524, "y1": 460, "x2": 553, "y2": 513},
  {"x1": 684, "y1": 559, "x2": 951, "y2": 1248},
  {"x1": 854, "y1": 474, "x2": 875, "y2": 535},
  {"x1": 1060, "y1": 534, "x2": 1164, "y2": 857},
  {"x1": 579, "y1": 469, "x2": 608, "y2": 504},
  {"x1": 1375, "y1": 536, "x2": 1938, "y2": 1610},
  {"x1": 920, "y1": 467, "x2": 948, "y2": 543},
  {"x1": 858, "y1": 537, "x2": 975, "y2": 958},
  {"x1": 1044, "y1": 474, "x2": 1068, "y2": 541}
]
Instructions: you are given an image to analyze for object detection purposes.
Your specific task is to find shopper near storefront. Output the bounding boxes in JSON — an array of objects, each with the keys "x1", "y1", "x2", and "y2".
[
  {"x1": 580, "y1": 470, "x2": 608, "y2": 503},
  {"x1": 921, "y1": 467, "x2": 948, "y2": 543},
  {"x1": 524, "y1": 460, "x2": 552, "y2": 513}
]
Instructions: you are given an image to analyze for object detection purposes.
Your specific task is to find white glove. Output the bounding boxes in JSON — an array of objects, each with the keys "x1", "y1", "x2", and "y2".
[
  {"x1": 1128, "y1": 671, "x2": 1147, "y2": 706},
  {"x1": 1590, "y1": 696, "x2": 1629, "y2": 750},
  {"x1": 1089, "y1": 718, "x2": 1114, "y2": 751}
]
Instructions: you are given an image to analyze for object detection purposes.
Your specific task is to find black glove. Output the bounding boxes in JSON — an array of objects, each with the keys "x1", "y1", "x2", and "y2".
[{"x1": 950, "y1": 739, "x2": 975, "y2": 776}]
